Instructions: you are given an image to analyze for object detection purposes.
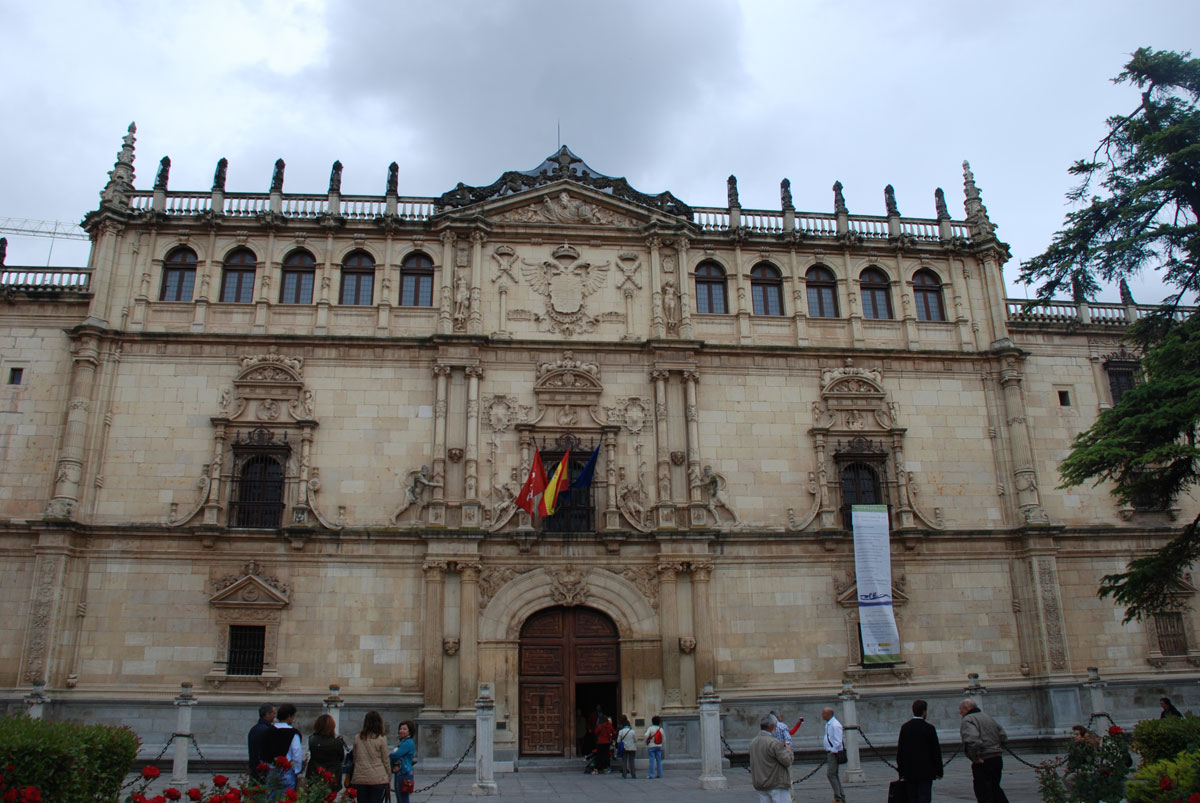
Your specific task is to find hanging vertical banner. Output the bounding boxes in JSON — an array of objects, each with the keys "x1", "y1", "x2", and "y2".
[{"x1": 851, "y1": 504, "x2": 901, "y2": 664}]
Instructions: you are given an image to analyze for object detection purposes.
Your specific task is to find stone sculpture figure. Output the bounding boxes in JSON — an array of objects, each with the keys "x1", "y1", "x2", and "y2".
[
  {"x1": 1119, "y1": 278, "x2": 1135, "y2": 305},
  {"x1": 454, "y1": 275, "x2": 470, "y2": 321},
  {"x1": 694, "y1": 465, "x2": 740, "y2": 528},
  {"x1": 885, "y1": 184, "x2": 899, "y2": 216},
  {"x1": 780, "y1": 178, "x2": 793, "y2": 210},
  {"x1": 727, "y1": 174, "x2": 740, "y2": 207},
  {"x1": 212, "y1": 158, "x2": 228, "y2": 192},
  {"x1": 154, "y1": 156, "x2": 171, "y2": 191},
  {"x1": 328, "y1": 160, "x2": 343, "y2": 194},
  {"x1": 391, "y1": 465, "x2": 441, "y2": 524},
  {"x1": 934, "y1": 187, "x2": 949, "y2": 220},
  {"x1": 387, "y1": 162, "x2": 399, "y2": 195},
  {"x1": 0, "y1": 237, "x2": 6, "y2": 267},
  {"x1": 662, "y1": 280, "x2": 679, "y2": 332},
  {"x1": 833, "y1": 180, "x2": 848, "y2": 214},
  {"x1": 270, "y1": 159, "x2": 286, "y2": 193}
]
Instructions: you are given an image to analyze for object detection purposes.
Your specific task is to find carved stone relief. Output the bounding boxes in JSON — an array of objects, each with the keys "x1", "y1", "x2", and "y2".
[
  {"x1": 549, "y1": 565, "x2": 590, "y2": 606},
  {"x1": 495, "y1": 191, "x2": 637, "y2": 227},
  {"x1": 521, "y1": 244, "x2": 609, "y2": 337}
]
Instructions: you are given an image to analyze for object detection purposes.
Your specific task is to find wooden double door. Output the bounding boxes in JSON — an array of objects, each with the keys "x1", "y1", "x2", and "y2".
[{"x1": 519, "y1": 606, "x2": 619, "y2": 756}]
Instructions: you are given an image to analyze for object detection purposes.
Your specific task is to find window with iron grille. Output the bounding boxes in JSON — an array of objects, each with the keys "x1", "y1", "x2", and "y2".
[
  {"x1": 1155, "y1": 612, "x2": 1188, "y2": 656},
  {"x1": 1106, "y1": 364, "x2": 1139, "y2": 406},
  {"x1": 227, "y1": 625, "x2": 266, "y2": 675},
  {"x1": 540, "y1": 435, "x2": 597, "y2": 533},
  {"x1": 229, "y1": 428, "x2": 290, "y2": 529}
]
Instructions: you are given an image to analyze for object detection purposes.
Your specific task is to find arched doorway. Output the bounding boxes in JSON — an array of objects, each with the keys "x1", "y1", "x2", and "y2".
[{"x1": 518, "y1": 606, "x2": 619, "y2": 756}]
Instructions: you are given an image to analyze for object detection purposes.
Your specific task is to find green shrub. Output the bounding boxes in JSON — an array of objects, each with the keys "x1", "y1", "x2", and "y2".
[
  {"x1": 1037, "y1": 726, "x2": 1133, "y2": 803},
  {"x1": 1125, "y1": 747, "x2": 1200, "y2": 802},
  {"x1": 0, "y1": 714, "x2": 140, "y2": 802},
  {"x1": 1133, "y1": 713, "x2": 1200, "y2": 765}
]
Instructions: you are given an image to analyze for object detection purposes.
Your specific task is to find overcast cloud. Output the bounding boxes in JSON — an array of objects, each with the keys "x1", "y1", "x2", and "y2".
[{"x1": 2, "y1": 0, "x2": 1197, "y2": 302}]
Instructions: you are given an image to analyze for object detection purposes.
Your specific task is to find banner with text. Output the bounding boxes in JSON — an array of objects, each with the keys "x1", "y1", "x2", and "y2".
[{"x1": 851, "y1": 505, "x2": 901, "y2": 664}]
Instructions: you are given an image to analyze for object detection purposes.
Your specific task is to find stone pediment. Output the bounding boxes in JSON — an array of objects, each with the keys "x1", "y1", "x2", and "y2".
[
  {"x1": 210, "y1": 561, "x2": 290, "y2": 609},
  {"x1": 489, "y1": 185, "x2": 644, "y2": 228},
  {"x1": 435, "y1": 146, "x2": 692, "y2": 221}
]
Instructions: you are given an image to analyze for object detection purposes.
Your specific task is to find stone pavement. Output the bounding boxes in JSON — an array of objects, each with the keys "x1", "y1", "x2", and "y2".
[{"x1": 131, "y1": 749, "x2": 1051, "y2": 801}]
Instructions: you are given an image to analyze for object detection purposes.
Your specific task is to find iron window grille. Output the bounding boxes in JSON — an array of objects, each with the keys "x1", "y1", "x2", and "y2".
[
  {"x1": 227, "y1": 625, "x2": 266, "y2": 675},
  {"x1": 539, "y1": 433, "x2": 597, "y2": 533},
  {"x1": 230, "y1": 427, "x2": 290, "y2": 529}
]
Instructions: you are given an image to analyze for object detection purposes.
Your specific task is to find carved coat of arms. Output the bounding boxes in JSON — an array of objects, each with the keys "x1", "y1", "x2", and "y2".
[{"x1": 521, "y1": 244, "x2": 609, "y2": 336}]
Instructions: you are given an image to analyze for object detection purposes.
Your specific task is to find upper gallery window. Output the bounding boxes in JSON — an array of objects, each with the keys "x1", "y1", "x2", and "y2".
[
  {"x1": 750, "y1": 263, "x2": 784, "y2": 316},
  {"x1": 159, "y1": 246, "x2": 197, "y2": 302},
  {"x1": 280, "y1": 250, "x2": 316, "y2": 305},
  {"x1": 339, "y1": 250, "x2": 375, "y2": 306},
  {"x1": 399, "y1": 252, "x2": 434, "y2": 307},
  {"x1": 860, "y1": 267, "x2": 893, "y2": 320},
  {"x1": 220, "y1": 248, "x2": 258, "y2": 304},
  {"x1": 1104, "y1": 354, "x2": 1141, "y2": 406},
  {"x1": 231, "y1": 453, "x2": 285, "y2": 529},
  {"x1": 806, "y1": 265, "x2": 839, "y2": 318},
  {"x1": 695, "y1": 261, "x2": 728, "y2": 315},
  {"x1": 912, "y1": 269, "x2": 947, "y2": 322}
]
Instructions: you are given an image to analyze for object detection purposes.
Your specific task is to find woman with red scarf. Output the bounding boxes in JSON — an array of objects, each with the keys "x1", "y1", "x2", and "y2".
[{"x1": 593, "y1": 715, "x2": 617, "y2": 774}]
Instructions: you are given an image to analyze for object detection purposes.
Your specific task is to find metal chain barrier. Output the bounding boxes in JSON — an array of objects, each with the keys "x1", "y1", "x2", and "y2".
[
  {"x1": 121, "y1": 739, "x2": 175, "y2": 791},
  {"x1": 187, "y1": 733, "x2": 216, "y2": 777},
  {"x1": 791, "y1": 759, "x2": 825, "y2": 784},
  {"x1": 941, "y1": 744, "x2": 962, "y2": 769},
  {"x1": 415, "y1": 734, "x2": 476, "y2": 793},
  {"x1": 720, "y1": 732, "x2": 824, "y2": 784},
  {"x1": 855, "y1": 728, "x2": 899, "y2": 772}
]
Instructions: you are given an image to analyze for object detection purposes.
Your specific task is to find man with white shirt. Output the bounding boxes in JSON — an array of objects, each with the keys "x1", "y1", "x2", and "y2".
[
  {"x1": 263, "y1": 702, "x2": 304, "y2": 792},
  {"x1": 822, "y1": 706, "x2": 846, "y2": 803}
]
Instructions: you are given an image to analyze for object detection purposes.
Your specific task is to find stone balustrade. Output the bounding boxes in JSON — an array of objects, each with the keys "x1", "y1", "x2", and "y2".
[{"x1": 0, "y1": 267, "x2": 92, "y2": 291}]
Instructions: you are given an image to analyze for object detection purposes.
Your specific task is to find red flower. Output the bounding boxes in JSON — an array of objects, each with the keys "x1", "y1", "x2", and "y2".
[
  {"x1": 187, "y1": 791, "x2": 203, "y2": 802},
  {"x1": 212, "y1": 775, "x2": 228, "y2": 787},
  {"x1": 319, "y1": 769, "x2": 334, "y2": 783},
  {"x1": 18, "y1": 788, "x2": 40, "y2": 803},
  {"x1": 1189, "y1": 794, "x2": 1200, "y2": 803},
  {"x1": 273, "y1": 756, "x2": 292, "y2": 770},
  {"x1": 225, "y1": 790, "x2": 242, "y2": 803},
  {"x1": 163, "y1": 791, "x2": 182, "y2": 802},
  {"x1": 325, "y1": 794, "x2": 336, "y2": 803},
  {"x1": 131, "y1": 795, "x2": 148, "y2": 803},
  {"x1": 1162, "y1": 775, "x2": 1175, "y2": 790},
  {"x1": 1, "y1": 790, "x2": 13, "y2": 803},
  {"x1": 142, "y1": 766, "x2": 162, "y2": 780},
  {"x1": 1108, "y1": 725, "x2": 1122, "y2": 735},
  {"x1": 150, "y1": 796, "x2": 166, "y2": 803},
  {"x1": 345, "y1": 789, "x2": 357, "y2": 799},
  {"x1": 284, "y1": 790, "x2": 298, "y2": 801},
  {"x1": 256, "y1": 762, "x2": 271, "y2": 775}
]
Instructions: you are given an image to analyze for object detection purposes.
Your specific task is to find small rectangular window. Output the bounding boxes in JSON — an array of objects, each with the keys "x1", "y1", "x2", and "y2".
[
  {"x1": 1155, "y1": 612, "x2": 1188, "y2": 656},
  {"x1": 227, "y1": 625, "x2": 266, "y2": 675},
  {"x1": 1058, "y1": 390, "x2": 1071, "y2": 407},
  {"x1": 8, "y1": 368, "x2": 23, "y2": 385}
]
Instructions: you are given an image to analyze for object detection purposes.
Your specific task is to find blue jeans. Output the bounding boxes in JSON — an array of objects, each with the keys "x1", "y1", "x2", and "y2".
[
  {"x1": 394, "y1": 772, "x2": 413, "y2": 803},
  {"x1": 647, "y1": 745, "x2": 663, "y2": 777}
]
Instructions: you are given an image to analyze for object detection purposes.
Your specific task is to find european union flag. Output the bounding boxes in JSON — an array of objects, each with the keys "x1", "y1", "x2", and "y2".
[{"x1": 571, "y1": 445, "x2": 601, "y2": 489}]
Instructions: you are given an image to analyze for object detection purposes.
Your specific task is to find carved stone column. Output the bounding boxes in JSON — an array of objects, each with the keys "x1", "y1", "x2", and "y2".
[
  {"x1": 683, "y1": 371, "x2": 701, "y2": 502},
  {"x1": 464, "y1": 367, "x2": 483, "y2": 527},
  {"x1": 978, "y1": 248, "x2": 1012, "y2": 348},
  {"x1": 732, "y1": 233, "x2": 750, "y2": 343},
  {"x1": 192, "y1": 227, "x2": 218, "y2": 332},
  {"x1": 83, "y1": 221, "x2": 124, "y2": 328},
  {"x1": 438, "y1": 232, "x2": 455, "y2": 334},
  {"x1": 651, "y1": 369, "x2": 674, "y2": 528},
  {"x1": 602, "y1": 427, "x2": 620, "y2": 530},
  {"x1": 422, "y1": 562, "x2": 448, "y2": 711},
  {"x1": 253, "y1": 229, "x2": 277, "y2": 333},
  {"x1": 647, "y1": 236, "x2": 664, "y2": 339},
  {"x1": 690, "y1": 561, "x2": 715, "y2": 699},
  {"x1": 430, "y1": 365, "x2": 451, "y2": 526},
  {"x1": 21, "y1": 536, "x2": 70, "y2": 684},
  {"x1": 469, "y1": 232, "x2": 485, "y2": 335},
  {"x1": 48, "y1": 334, "x2": 101, "y2": 519},
  {"x1": 999, "y1": 356, "x2": 1049, "y2": 524},
  {"x1": 658, "y1": 563, "x2": 683, "y2": 709},
  {"x1": 675, "y1": 238, "x2": 694, "y2": 340},
  {"x1": 458, "y1": 562, "x2": 482, "y2": 709}
]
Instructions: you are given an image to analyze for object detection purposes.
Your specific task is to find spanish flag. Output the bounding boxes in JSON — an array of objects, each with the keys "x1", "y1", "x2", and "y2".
[
  {"x1": 538, "y1": 449, "x2": 571, "y2": 517},
  {"x1": 514, "y1": 451, "x2": 547, "y2": 516}
]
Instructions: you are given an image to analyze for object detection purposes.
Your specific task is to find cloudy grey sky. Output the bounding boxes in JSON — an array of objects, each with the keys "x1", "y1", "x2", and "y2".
[{"x1": 2, "y1": 0, "x2": 1196, "y2": 302}]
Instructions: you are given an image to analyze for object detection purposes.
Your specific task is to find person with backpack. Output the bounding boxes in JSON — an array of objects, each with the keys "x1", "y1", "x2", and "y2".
[
  {"x1": 616, "y1": 715, "x2": 638, "y2": 778},
  {"x1": 644, "y1": 714, "x2": 664, "y2": 778}
]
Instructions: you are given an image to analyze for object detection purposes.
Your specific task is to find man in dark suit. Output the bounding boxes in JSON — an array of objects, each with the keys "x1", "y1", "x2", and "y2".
[
  {"x1": 247, "y1": 702, "x2": 276, "y2": 776},
  {"x1": 897, "y1": 699, "x2": 943, "y2": 803}
]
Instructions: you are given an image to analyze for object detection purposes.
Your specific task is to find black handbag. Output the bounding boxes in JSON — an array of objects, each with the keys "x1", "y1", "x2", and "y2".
[
  {"x1": 888, "y1": 778, "x2": 908, "y2": 803},
  {"x1": 835, "y1": 748, "x2": 848, "y2": 764}
]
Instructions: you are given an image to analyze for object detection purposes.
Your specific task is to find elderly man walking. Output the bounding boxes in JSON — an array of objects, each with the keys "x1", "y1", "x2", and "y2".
[
  {"x1": 749, "y1": 714, "x2": 794, "y2": 803},
  {"x1": 959, "y1": 698, "x2": 1008, "y2": 803},
  {"x1": 821, "y1": 706, "x2": 846, "y2": 803}
]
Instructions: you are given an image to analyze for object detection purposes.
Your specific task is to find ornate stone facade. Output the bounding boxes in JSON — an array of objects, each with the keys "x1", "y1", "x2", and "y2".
[{"x1": 1, "y1": 135, "x2": 1197, "y2": 761}]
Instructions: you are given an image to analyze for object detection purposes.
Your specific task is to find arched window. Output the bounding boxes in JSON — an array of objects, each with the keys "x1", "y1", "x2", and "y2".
[
  {"x1": 339, "y1": 250, "x2": 375, "y2": 306},
  {"x1": 232, "y1": 454, "x2": 285, "y2": 528},
  {"x1": 860, "y1": 267, "x2": 893, "y2": 320},
  {"x1": 159, "y1": 246, "x2": 197, "y2": 302},
  {"x1": 750, "y1": 263, "x2": 784, "y2": 316},
  {"x1": 219, "y1": 248, "x2": 257, "y2": 304},
  {"x1": 695, "y1": 261, "x2": 728, "y2": 314},
  {"x1": 280, "y1": 250, "x2": 316, "y2": 305},
  {"x1": 400, "y1": 252, "x2": 434, "y2": 307},
  {"x1": 805, "y1": 265, "x2": 839, "y2": 318},
  {"x1": 912, "y1": 269, "x2": 946, "y2": 322}
]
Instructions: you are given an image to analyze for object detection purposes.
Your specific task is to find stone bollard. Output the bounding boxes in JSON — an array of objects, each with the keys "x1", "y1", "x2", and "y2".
[
  {"x1": 24, "y1": 680, "x2": 49, "y2": 720},
  {"x1": 323, "y1": 684, "x2": 344, "y2": 733},
  {"x1": 172, "y1": 682, "x2": 198, "y2": 786},
  {"x1": 1083, "y1": 667, "x2": 1108, "y2": 723},
  {"x1": 471, "y1": 683, "x2": 498, "y2": 796},
  {"x1": 839, "y1": 678, "x2": 865, "y2": 785},
  {"x1": 697, "y1": 683, "x2": 727, "y2": 790}
]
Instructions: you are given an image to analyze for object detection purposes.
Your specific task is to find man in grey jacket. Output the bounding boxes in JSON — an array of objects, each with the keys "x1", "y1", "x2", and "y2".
[
  {"x1": 958, "y1": 699, "x2": 1009, "y2": 803},
  {"x1": 749, "y1": 715, "x2": 794, "y2": 803}
]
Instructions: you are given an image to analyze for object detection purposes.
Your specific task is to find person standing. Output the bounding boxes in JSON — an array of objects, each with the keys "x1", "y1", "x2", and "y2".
[
  {"x1": 959, "y1": 699, "x2": 1008, "y2": 803},
  {"x1": 263, "y1": 703, "x2": 303, "y2": 791},
  {"x1": 749, "y1": 714, "x2": 794, "y2": 803},
  {"x1": 896, "y1": 699, "x2": 943, "y2": 803},
  {"x1": 247, "y1": 703, "x2": 275, "y2": 776},
  {"x1": 351, "y1": 710, "x2": 391, "y2": 803},
  {"x1": 644, "y1": 715, "x2": 664, "y2": 779},
  {"x1": 821, "y1": 706, "x2": 846, "y2": 803},
  {"x1": 1160, "y1": 697, "x2": 1183, "y2": 718},
  {"x1": 616, "y1": 716, "x2": 638, "y2": 778},
  {"x1": 594, "y1": 714, "x2": 617, "y2": 773},
  {"x1": 306, "y1": 713, "x2": 346, "y2": 792},
  {"x1": 389, "y1": 720, "x2": 417, "y2": 803}
]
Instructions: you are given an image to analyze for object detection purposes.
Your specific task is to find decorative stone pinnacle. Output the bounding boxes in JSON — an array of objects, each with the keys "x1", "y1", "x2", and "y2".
[
  {"x1": 212, "y1": 158, "x2": 228, "y2": 192},
  {"x1": 270, "y1": 158, "x2": 286, "y2": 193},
  {"x1": 884, "y1": 184, "x2": 899, "y2": 217},
  {"x1": 962, "y1": 160, "x2": 994, "y2": 236},
  {"x1": 726, "y1": 175, "x2": 739, "y2": 208},
  {"x1": 780, "y1": 178, "x2": 793, "y2": 211},
  {"x1": 329, "y1": 160, "x2": 343, "y2": 194},
  {"x1": 154, "y1": 156, "x2": 171, "y2": 191},
  {"x1": 934, "y1": 188, "x2": 949, "y2": 220},
  {"x1": 387, "y1": 162, "x2": 399, "y2": 195},
  {"x1": 833, "y1": 181, "x2": 847, "y2": 215},
  {"x1": 100, "y1": 122, "x2": 138, "y2": 206}
]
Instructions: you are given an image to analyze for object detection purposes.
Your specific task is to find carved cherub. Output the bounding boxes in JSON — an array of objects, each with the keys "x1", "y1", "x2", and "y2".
[
  {"x1": 391, "y1": 465, "x2": 441, "y2": 524},
  {"x1": 693, "y1": 465, "x2": 740, "y2": 528}
]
